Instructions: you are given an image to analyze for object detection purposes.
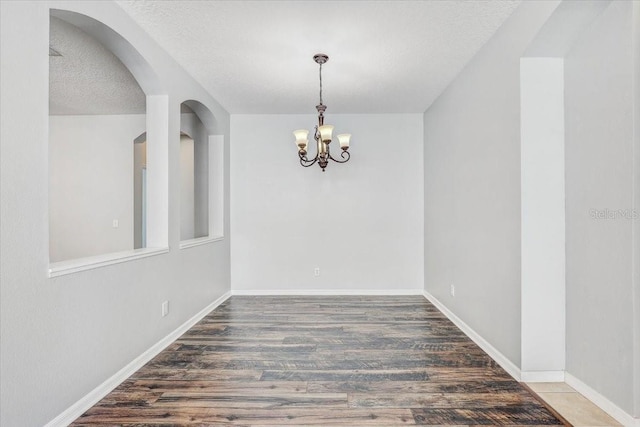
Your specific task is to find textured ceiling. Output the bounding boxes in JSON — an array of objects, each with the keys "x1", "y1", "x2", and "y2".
[
  {"x1": 49, "y1": 15, "x2": 145, "y2": 115},
  {"x1": 116, "y1": 0, "x2": 521, "y2": 114}
]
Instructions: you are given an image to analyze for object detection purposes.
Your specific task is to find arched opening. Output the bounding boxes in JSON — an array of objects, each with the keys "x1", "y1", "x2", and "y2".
[
  {"x1": 179, "y1": 100, "x2": 224, "y2": 245},
  {"x1": 48, "y1": 10, "x2": 167, "y2": 270}
]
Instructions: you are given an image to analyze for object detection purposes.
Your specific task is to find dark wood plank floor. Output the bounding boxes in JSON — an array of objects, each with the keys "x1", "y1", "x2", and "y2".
[{"x1": 72, "y1": 296, "x2": 567, "y2": 426}]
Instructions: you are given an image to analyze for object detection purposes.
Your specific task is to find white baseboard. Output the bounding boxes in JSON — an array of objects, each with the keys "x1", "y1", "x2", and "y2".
[
  {"x1": 422, "y1": 291, "x2": 522, "y2": 381},
  {"x1": 422, "y1": 291, "x2": 640, "y2": 425},
  {"x1": 45, "y1": 291, "x2": 232, "y2": 427},
  {"x1": 232, "y1": 288, "x2": 422, "y2": 296},
  {"x1": 521, "y1": 370, "x2": 565, "y2": 383},
  {"x1": 565, "y1": 372, "x2": 640, "y2": 427}
]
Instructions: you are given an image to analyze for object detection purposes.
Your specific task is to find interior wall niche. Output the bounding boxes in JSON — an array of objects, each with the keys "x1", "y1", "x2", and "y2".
[
  {"x1": 179, "y1": 100, "x2": 224, "y2": 243},
  {"x1": 48, "y1": 11, "x2": 147, "y2": 263},
  {"x1": 180, "y1": 103, "x2": 208, "y2": 240},
  {"x1": 133, "y1": 133, "x2": 147, "y2": 249}
]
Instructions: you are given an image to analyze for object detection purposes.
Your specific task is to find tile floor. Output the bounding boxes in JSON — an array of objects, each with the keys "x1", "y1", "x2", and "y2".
[{"x1": 526, "y1": 382, "x2": 622, "y2": 426}]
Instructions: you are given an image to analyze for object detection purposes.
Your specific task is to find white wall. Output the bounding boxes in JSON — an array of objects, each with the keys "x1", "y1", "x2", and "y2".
[
  {"x1": 424, "y1": 1, "x2": 640, "y2": 418},
  {"x1": 231, "y1": 114, "x2": 423, "y2": 294},
  {"x1": 194, "y1": 118, "x2": 209, "y2": 238},
  {"x1": 3, "y1": 0, "x2": 639, "y2": 425},
  {"x1": 49, "y1": 114, "x2": 145, "y2": 261},
  {"x1": 423, "y1": 0, "x2": 561, "y2": 367},
  {"x1": 180, "y1": 135, "x2": 195, "y2": 240},
  {"x1": 0, "y1": 2, "x2": 231, "y2": 425},
  {"x1": 519, "y1": 58, "x2": 565, "y2": 377},
  {"x1": 180, "y1": 111, "x2": 209, "y2": 239},
  {"x1": 634, "y1": 1, "x2": 640, "y2": 417},
  {"x1": 133, "y1": 138, "x2": 146, "y2": 249},
  {"x1": 564, "y1": 0, "x2": 638, "y2": 416}
]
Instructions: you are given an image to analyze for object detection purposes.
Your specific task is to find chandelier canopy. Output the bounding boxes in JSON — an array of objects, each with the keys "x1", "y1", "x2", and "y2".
[{"x1": 294, "y1": 54, "x2": 350, "y2": 172}]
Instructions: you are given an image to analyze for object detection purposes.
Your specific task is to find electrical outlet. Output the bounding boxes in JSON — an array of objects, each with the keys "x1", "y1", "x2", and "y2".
[
  {"x1": 112, "y1": 219, "x2": 119, "y2": 228},
  {"x1": 314, "y1": 267, "x2": 320, "y2": 277},
  {"x1": 161, "y1": 301, "x2": 169, "y2": 317},
  {"x1": 450, "y1": 284, "x2": 455, "y2": 297}
]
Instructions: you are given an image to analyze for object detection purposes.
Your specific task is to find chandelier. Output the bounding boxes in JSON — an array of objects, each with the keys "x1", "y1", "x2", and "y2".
[{"x1": 293, "y1": 53, "x2": 351, "y2": 171}]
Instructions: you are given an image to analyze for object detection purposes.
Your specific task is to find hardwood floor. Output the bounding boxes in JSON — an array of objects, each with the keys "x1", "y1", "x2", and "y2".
[{"x1": 72, "y1": 296, "x2": 567, "y2": 426}]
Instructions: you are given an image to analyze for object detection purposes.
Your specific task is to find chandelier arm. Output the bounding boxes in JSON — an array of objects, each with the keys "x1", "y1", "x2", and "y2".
[
  {"x1": 299, "y1": 152, "x2": 319, "y2": 168},
  {"x1": 328, "y1": 150, "x2": 351, "y2": 164}
]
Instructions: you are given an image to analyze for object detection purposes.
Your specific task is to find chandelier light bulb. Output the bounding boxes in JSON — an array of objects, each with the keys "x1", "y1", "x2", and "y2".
[
  {"x1": 293, "y1": 129, "x2": 309, "y2": 151},
  {"x1": 337, "y1": 134, "x2": 351, "y2": 150},
  {"x1": 293, "y1": 129, "x2": 309, "y2": 141},
  {"x1": 318, "y1": 125, "x2": 334, "y2": 142}
]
